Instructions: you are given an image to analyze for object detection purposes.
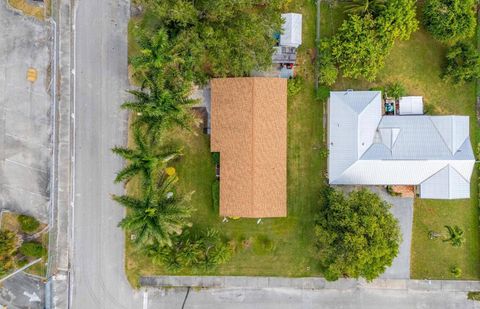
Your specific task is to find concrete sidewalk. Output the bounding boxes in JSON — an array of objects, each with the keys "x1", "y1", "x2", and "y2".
[{"x1": 141, "y1": 276, "x2": 480, "y2": 292}]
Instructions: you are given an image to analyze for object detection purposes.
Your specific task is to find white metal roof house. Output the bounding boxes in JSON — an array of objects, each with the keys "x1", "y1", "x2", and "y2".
[{"x1": 328, "y1": 91, "x2": 475, "y2": 199}]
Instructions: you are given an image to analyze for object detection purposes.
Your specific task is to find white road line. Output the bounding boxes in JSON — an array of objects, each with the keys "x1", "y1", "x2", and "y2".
[
  {"x1": 143, "y1": 290, "x2": 148, "y2": 309},
  {"x1": 69, "y1": 0, "x2": 78, "y2": 307}
]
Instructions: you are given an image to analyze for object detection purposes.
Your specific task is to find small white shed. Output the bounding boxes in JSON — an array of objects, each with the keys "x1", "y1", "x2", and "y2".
[
  {"x1": 398, "y1": 96, "x2": 424, "y2": 115},
  {"x1": 280, "y1": 13, "x2": 302, "y2": 48}
]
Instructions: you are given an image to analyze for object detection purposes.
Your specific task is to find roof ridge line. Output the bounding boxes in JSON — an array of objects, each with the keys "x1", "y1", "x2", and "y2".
[
  {"x1": 430, "y1": 116, "x2": 455, "y2": 155},
  {"x1": 418, "y1": 164, "x2": 450, "y2": 186},
  {"x1": 358, "y1": 91, "x2": 381, "y2": 116},
  {"x1": 449, "y1": 163, "x2": 471, "y2": 183}
]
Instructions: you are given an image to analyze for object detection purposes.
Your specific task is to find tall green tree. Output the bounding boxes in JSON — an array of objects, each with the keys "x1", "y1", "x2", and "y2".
[
  {"x1": 423, "y1": 0, "x2": 476, "y2": 43},
  {"x1": 344, "y1": 0, "x2": 386, "y2": 16},
  {"x1": 113, "y1": 174, "x2": 193, "y2": 247},
  {"x1": 139, "y1": 0, "x2": 284, "y2": 82},
  {"x1": 112, "y1": 127, "x2": 181, "y2": 185},
  {"x1": 377, "y1": 0, "x2": 418, "y2": 41},
  {"x1": 443, "y1": 41, "x2": 480, "y2": 84},
  {"x1": 122, "y1": 88, "x2": 197, "y2": 141},
  {"x1": 331, "y1": 14, "x2": 392, "y2": 81},
  {"x1": 130, "y1": 27, "x2": 199, "y2": 90},
  {"x1": 315, "y1": 188, "x2": 401, "y2": 281}
]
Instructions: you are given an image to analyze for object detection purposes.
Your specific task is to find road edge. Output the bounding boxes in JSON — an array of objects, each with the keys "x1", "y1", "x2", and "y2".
[{"x1": 46, "y1": 0, "x2": 74, "y2": 308}]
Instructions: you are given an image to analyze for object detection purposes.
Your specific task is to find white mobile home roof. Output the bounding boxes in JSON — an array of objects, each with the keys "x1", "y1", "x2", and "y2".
[
  {"x1": 280, "y1": 13, "x2": 302, "y2": 48},
  {"x1": 328, "y1": 91, "x2": 475, "y2": 199}
]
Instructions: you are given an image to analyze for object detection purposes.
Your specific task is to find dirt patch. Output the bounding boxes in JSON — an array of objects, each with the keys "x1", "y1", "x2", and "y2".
[{"x1": 7, "y1": 0, "x2": 49, "y2": 20}]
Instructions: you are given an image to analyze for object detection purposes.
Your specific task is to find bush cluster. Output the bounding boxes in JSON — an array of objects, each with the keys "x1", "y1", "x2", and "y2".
[
  {"x1": 17, "y1": 215, "x2": 40, "y2": 234},
  {"x1": 19, "y1": 241, "x2": 46, "y2": 258}
]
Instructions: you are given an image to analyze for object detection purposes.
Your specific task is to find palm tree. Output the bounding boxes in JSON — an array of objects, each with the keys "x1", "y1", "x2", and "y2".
[
  {"x1": 113, "y1": 174, "x2": 193, "y2": 247},
  {"x1": 130, "y1": 28, "x2": 198, "y2": 91},
  {"x1": 443, "y1": 225, "x2": 465, "y2": 247},
  {"x1": 122, "y1": 88, "x2": 197, "y2": 141},
  {"x1": 112, "y1": 127, "x2": 181, "y2": 185},
  {"x1": 343, "y1": 0, "x2": 386, "y2": 16}
]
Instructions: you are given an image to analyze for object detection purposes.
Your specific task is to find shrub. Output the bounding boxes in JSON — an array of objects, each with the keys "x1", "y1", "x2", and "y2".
[
  {"x1": 450, "y1": 265, "x2": 462, "y2": 278},
  {"x1": 443, "y1": 42, "x2": 480, "y2": 84},
  {"x1": 252, "y1": 234, "x2": 276, "y2": 255},
  {"x1": 316, "y1": 85, "x2": 330, "y2": 102},
  {"x1": 149, "y1": 228, "x2": 232, "y2": 272},
  {"x1": 443, "y1": 225, "x2": 465, "y2": 247},
  {"x1": 318, "y1": 40, "x2": 338, "y2": 86},
  {"x1": 468, "y1": 291, "x2": 480, "y2": 301},
  {"x1": 17, "y1": 215, "x2": 40, "y2": 234},
  {"x1": 0, "y1": 230, "x2": 18, "y2": 276},
  {"x1": 19, "y1": 241, "x2": 46, "y2": 258},
  {"x1": 315, "y1": 188, "x2": 401, "y2": 281},
  {"x1": 212, "y1": 180, "x2": 220, "y2": 213},
  {"x1": 287, "y1": 77, "x2": 302, "y2": 97},
  {"x1": 212, "y1": 152, "x2": 220, "y2": 165},
  {"x1": 423, "y1": 0, "x2": 476, "y2": 43},
  {"x1": 385, "y1": 82, "x2": 406, "y2": 99}
]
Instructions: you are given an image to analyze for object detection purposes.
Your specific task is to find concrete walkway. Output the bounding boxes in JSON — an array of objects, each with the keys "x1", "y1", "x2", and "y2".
[{"x1": 141, "y1": 276, "x2": 480, "y2": 292}]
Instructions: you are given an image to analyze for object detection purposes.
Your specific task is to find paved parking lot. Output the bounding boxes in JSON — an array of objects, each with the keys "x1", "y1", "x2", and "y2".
[
  {"x1": 0, "y1": 1, "x2": 52, "y2": 222},
  {"x1": 0, "y1": 272, "x2": 44, "y2": 309}
]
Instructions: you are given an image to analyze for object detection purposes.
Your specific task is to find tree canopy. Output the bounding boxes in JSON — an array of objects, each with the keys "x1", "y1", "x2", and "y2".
[
  {"x1": 443, "y1": 41, "x2": 480, "y2": 84},
  {"x1": 112, "y1": 127, "x2": 181, "y2": 185},
  {"x1": 344, "y1": 0, "x2": 386, "y2": 16},
  {"x1": 318, "y1": 40, "x2": 338, "y2": 86},
  {"x1": 377, "y1": 0, "x2": 419, "y2": 41},
  {"x1": 315, "y1": 188, "x2": 401, "y2": 281},
  {"x1": 327, "y1": 0, "x2": 418, "y2": 81},
  {"x1": 113, "y1": 174, "x2": 193, "y2": 247},
  {"x1": 138, "y1": 0, "x2": 284, "y2": 83},
  {"x1": 423, "y1": 0, "x2": 476, "y2": 43},
  {"x1": 331, "y1": 14, "x2": 392, "y2": 81}
]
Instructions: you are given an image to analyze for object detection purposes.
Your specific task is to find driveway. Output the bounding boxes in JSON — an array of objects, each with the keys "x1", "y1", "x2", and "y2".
[
  {"x1": 0, "y1": 1, "x2": 52, "y2": 223},
  {"x1": 370, "y1": 187, "x2": 413, "y2": 279},
  {"x1": 336, "y1": 186, "x2": 414, "y2": 279}
]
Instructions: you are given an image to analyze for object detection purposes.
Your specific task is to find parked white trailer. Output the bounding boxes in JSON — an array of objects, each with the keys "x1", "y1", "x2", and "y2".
[{"x1": 280, "y1": 13, "x2": 302, "y2": 48}]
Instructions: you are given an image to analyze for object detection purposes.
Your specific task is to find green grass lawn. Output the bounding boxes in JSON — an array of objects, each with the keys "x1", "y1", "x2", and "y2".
[
  {"x1": 125, "y1": 0, "x2": 326, "y2": 287},
  {"x1": 321, "y1": 2, "x2": 480, "y2": 279}
]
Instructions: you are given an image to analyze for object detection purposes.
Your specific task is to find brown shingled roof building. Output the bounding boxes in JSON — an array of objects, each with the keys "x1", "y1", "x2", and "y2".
[{"x1": 211, "y1": 77, "x2": 287, "y2": 218}]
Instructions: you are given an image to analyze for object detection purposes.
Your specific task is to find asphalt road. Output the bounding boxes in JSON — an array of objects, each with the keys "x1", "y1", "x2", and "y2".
[{"x1": 71, "y1": 0, "x2": 142, "y2": 307}]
